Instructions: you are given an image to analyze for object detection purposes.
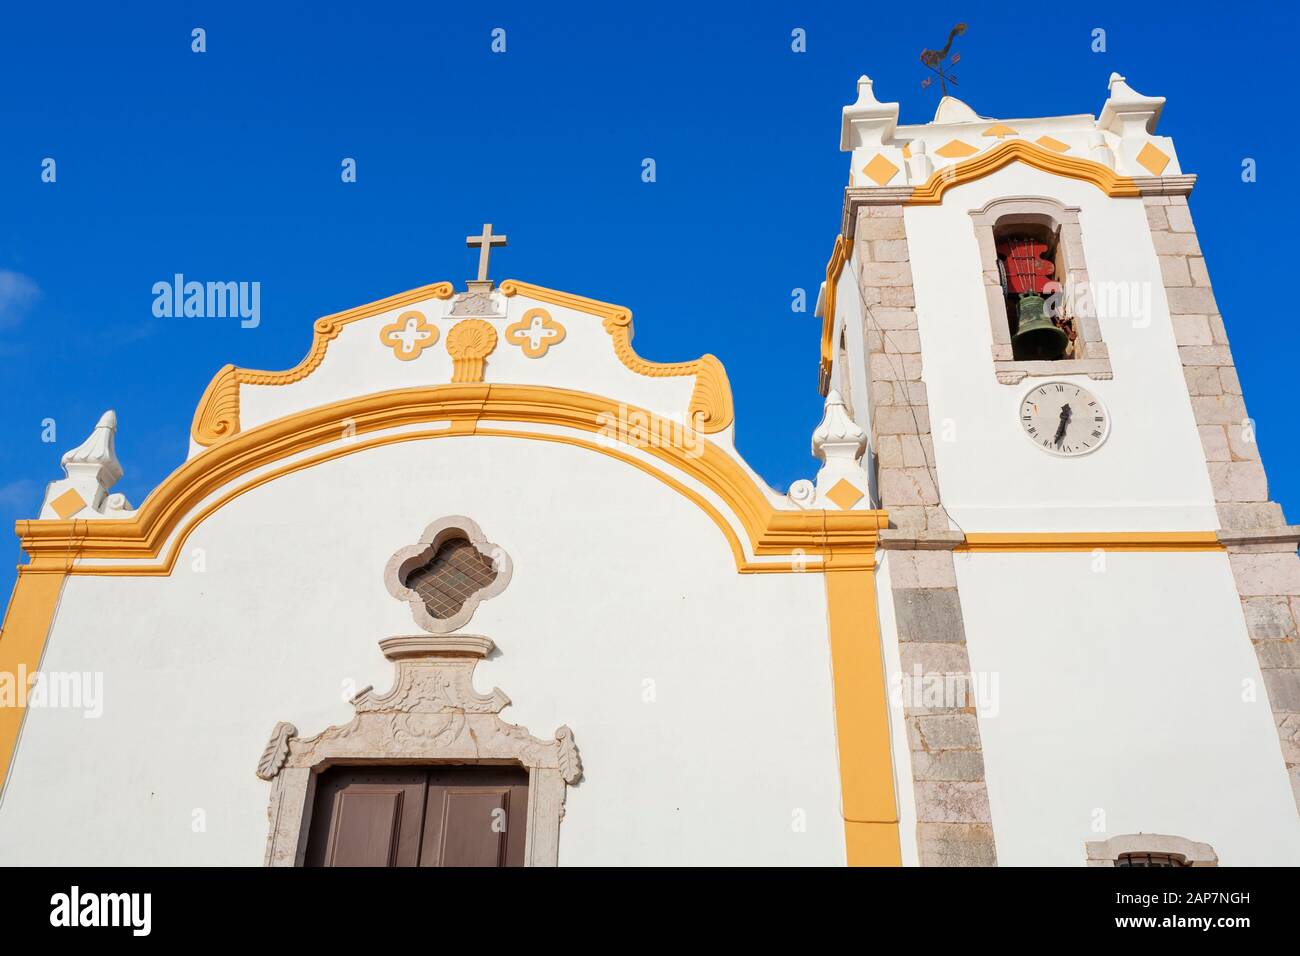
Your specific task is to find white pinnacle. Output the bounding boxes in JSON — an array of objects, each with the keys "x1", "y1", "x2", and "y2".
[{"x1": 61, "y1": 409, "x2": 123, "y2": 486}]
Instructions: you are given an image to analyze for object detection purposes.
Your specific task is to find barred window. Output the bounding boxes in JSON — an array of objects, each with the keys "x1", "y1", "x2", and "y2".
[
  {"x1": 1086, "y1": 835, "x2": 1217, "y2": 867},
  {"x1": 403, "y1": 536, "x2": 499, "y2": 620},
  {"x1": 384, "y1": 516, "x2": 514, "y2": 635},
  {"x1": 1115, "y1": 852, "x2": 1190, "y2": 868}
]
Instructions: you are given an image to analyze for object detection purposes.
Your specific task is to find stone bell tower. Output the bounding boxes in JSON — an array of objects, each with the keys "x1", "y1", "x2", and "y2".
[{"x1": 815, "y1": 73, "x2": 1300, "y2": 866}]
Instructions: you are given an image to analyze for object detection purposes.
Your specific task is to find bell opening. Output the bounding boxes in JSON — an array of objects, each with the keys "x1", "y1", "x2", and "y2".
[
  {"x1": 995, "y1": 224, "x2": 1071, "y2": 362},
  {"x1": 1012, "y1": 294, "x2": 1069, "y2": 361}
]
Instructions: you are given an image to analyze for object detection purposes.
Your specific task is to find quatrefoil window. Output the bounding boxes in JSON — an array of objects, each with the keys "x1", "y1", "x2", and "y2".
[{"x1": 384, "y1": 516, "x2": 513, "y2": 633}]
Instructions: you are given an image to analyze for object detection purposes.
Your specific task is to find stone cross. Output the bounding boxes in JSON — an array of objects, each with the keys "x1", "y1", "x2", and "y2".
[{"x1": 466, "y1": 223, "x2": 508, "y2": 286}]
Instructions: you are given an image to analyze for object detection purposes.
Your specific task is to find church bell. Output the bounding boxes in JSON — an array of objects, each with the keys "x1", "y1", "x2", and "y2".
[{"x1": 1011, "y1": 294, "x2": 1068, "y2": 360}]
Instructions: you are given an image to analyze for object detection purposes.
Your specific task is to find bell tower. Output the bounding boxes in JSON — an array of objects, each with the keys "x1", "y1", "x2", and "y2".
[{"x1": 816, "y1": 73, "x2": 1300, "y2": 865}]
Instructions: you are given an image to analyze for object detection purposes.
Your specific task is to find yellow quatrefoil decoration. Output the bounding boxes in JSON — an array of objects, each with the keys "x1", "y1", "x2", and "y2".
[
  {"x1": 379, "y1": 310, "x2": 439, "y2": 361},
  {"x1": 505, "y1": 308, "x2": 566, "y2": 358}
]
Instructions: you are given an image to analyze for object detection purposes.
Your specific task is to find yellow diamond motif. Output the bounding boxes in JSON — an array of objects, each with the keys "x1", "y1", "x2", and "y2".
[
  {"x1": 934, "y1": 139, "x2": 979, "y2": 158},
  {"x1": 861, "y1": 154, "x2": 899, "y2": 186},
  {"x1": 1035, "y1": 135, "x2": 1070, "y2": 153},
  {"x1": 901, "y1": 143, "x2": 912, "y2": 159},
  {"x1": 1136, "y1": 142, "x2": 1171, "y2": 175},
  {"x1": 982, "y1": 123, "x2": 1018, "y2": 139},
  {"x1": 825, "y1": 479, "x2": 864, "y2": 511},
  {"x1": 50, "y1": 488, "x2": 87, "y2": 519}
]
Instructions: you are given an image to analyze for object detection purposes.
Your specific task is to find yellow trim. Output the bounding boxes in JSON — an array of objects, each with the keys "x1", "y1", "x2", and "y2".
[
  {"x1": 191, "y1": 279, "x2": 735, "y2": 444},
  {"x1": 378, "y1": 310, "x2": 440, "y2": 362},
  {"x1": 907, "y1": 139, "x2": 1140, "y2": 205},
  {"x1": 0, "y1": 570, "x2": 67, "y2": 792},
  {"x1": 191, "y1": 282, "x2": 456, "y2": 445},
  {"x1": 823, "y1": 141, "x2": 1139, "y2": 392},
  {"x1": 959, "y1": 532, "x2": 1223, "y2": 553},
  {"x1": 825, "y1": 567, "x2": 901, "y2": 865},
  {"x1": 500, "y1": 280, "x2": 734, "y2": 434},
  {"x1": 20, "y1": 385, "x2": 887, "y2": 574},
  {"x1": 818, "y1": 235, "x2": 850, "y2": 396}
]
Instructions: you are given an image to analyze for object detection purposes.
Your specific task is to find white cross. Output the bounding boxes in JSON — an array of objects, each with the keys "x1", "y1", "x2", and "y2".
[
  {"x1": 392, "y1": 316, "x2": 433, "y2": 356},
  {"x1": 466, "y1": 223, "x2": 508, "y2": 283},
  {"x1": 517, "y1": 313, "x2": 559, "y2": 351}
]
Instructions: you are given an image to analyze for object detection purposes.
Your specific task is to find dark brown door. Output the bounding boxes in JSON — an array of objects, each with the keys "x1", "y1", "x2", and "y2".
[
  {"x1": 420, "y1": 768, "x2": 529, "y2": 867},
  {"x1": 305, "y1": 766, "x2": 529, "y2": 867}
]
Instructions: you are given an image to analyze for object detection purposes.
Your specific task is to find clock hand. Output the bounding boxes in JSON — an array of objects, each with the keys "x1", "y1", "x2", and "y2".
[{"x1": 1053, "y1": 403, "x2": 1072, "y2": 446}]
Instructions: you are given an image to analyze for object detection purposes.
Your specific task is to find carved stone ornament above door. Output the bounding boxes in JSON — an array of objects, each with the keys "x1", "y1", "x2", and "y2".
[{"x1": 257, "y1": 634, "x2": 582, "y2": 867}]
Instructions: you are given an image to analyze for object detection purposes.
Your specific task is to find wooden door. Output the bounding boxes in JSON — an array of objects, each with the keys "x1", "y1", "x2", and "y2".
[
  {"x1": 420, "y1": 768, "x2": 528, "y2": 867},
  {"x1": 305, "y1": 766, "x2": 529, "y2": 867}
]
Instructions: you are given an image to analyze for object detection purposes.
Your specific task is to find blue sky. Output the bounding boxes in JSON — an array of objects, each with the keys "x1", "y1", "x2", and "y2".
[{"x1": 1, "y1": 2, "x2": 1296, "y2": 599}]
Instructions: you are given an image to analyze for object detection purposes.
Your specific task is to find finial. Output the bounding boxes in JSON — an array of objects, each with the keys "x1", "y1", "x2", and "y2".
[
  {"x1": 810, "y1": 390, "x2": 870, "y2": 511},
  {"x1": 841, "y1": 74, "x2": 900, "y2": 151},
  {"x1": 61, "y1": 410, "x2": 123, "y2": 485},
  {"x1": 40, "y1": 410, "x2": 128, "y2": 520},
  {"x1": 812, "y1": 390, "x2": 867, "y2": 462},
  {"x1": 1099, "y1": 71, "x2": 1165, "y2": 136},
  {"x1": 853, "y1": 75, "x2": 881, "y2": 106}
]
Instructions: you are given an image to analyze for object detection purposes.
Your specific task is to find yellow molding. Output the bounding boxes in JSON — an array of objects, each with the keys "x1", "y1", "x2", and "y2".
[
  {"x1": 907, "y1": 139, "x2": 1140, "y2": 205},
  {"x1": 0, "y1": 570, "x2": 67, "y2": 794},
  {"x1": 500, "y1": 280, "x2": 734, "y2": 434},
  {"x1": 824, "y1": 142, "x2": 1136, "y2": 396},
  {"x1": 191, "y1": 281, "x2": 456, "y2": 446},
  {"x1": 191, "y1": 278, "x2": 735, "y2": 445},
  {"x1": 959, "y1": 531, "x2": 1223, "y2": 553},
  {"x1": 825, "y1": 567, "x2": 901, "y2": 865},
  {"x1": 818, "y1": 235, "x2": 850, "y2": 397},
  {"x1": 19, "y1": 385, "x2": 887, "y2": 575}
]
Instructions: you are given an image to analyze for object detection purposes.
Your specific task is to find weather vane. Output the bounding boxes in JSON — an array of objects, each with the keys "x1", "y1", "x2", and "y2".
[{"x1": 920, "y1": 23, "x2": 967, "y2": 95}]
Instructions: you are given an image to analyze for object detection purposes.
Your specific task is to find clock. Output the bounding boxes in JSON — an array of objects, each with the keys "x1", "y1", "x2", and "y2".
[{"x1": 1019, "y1": 381, "x2": 1110, "y2": 457}]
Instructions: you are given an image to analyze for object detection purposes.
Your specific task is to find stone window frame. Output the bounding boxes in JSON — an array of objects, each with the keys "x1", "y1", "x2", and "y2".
[
  {"x1": 384, "y1": 515, "x2": 513, "y2": 634},
  {"x1": 1085, "y1": 833, "x2": 1218, "y2": 867},
  {"x1": 970, "y1": 196, "x2": 1113, "y2": 385},
  {"x1": 256, "y1": 635, "x2": 582, "y2": 867}
]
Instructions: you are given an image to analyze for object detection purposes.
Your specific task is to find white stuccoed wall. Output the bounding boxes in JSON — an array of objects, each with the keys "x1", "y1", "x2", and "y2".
[
  {"x1": 903, "y1": 164, "x2": 1219, "y2": 531},
  {"x1": 955, "y1": 551, "x2": 1300, "y2": 865},
  {"x1": 0, "y1": 435, "x2": 845, "y2": 865}
]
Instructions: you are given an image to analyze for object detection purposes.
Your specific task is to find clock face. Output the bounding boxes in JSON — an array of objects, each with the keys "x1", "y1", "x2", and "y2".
[{"x1": 1019, "y1": 381, "x2": 1110, "y2": 457}]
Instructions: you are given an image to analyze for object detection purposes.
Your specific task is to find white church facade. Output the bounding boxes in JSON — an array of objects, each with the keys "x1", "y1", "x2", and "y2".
[{"x1": 1, "y1": 74, "x2": 1297, "y2": 866}]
